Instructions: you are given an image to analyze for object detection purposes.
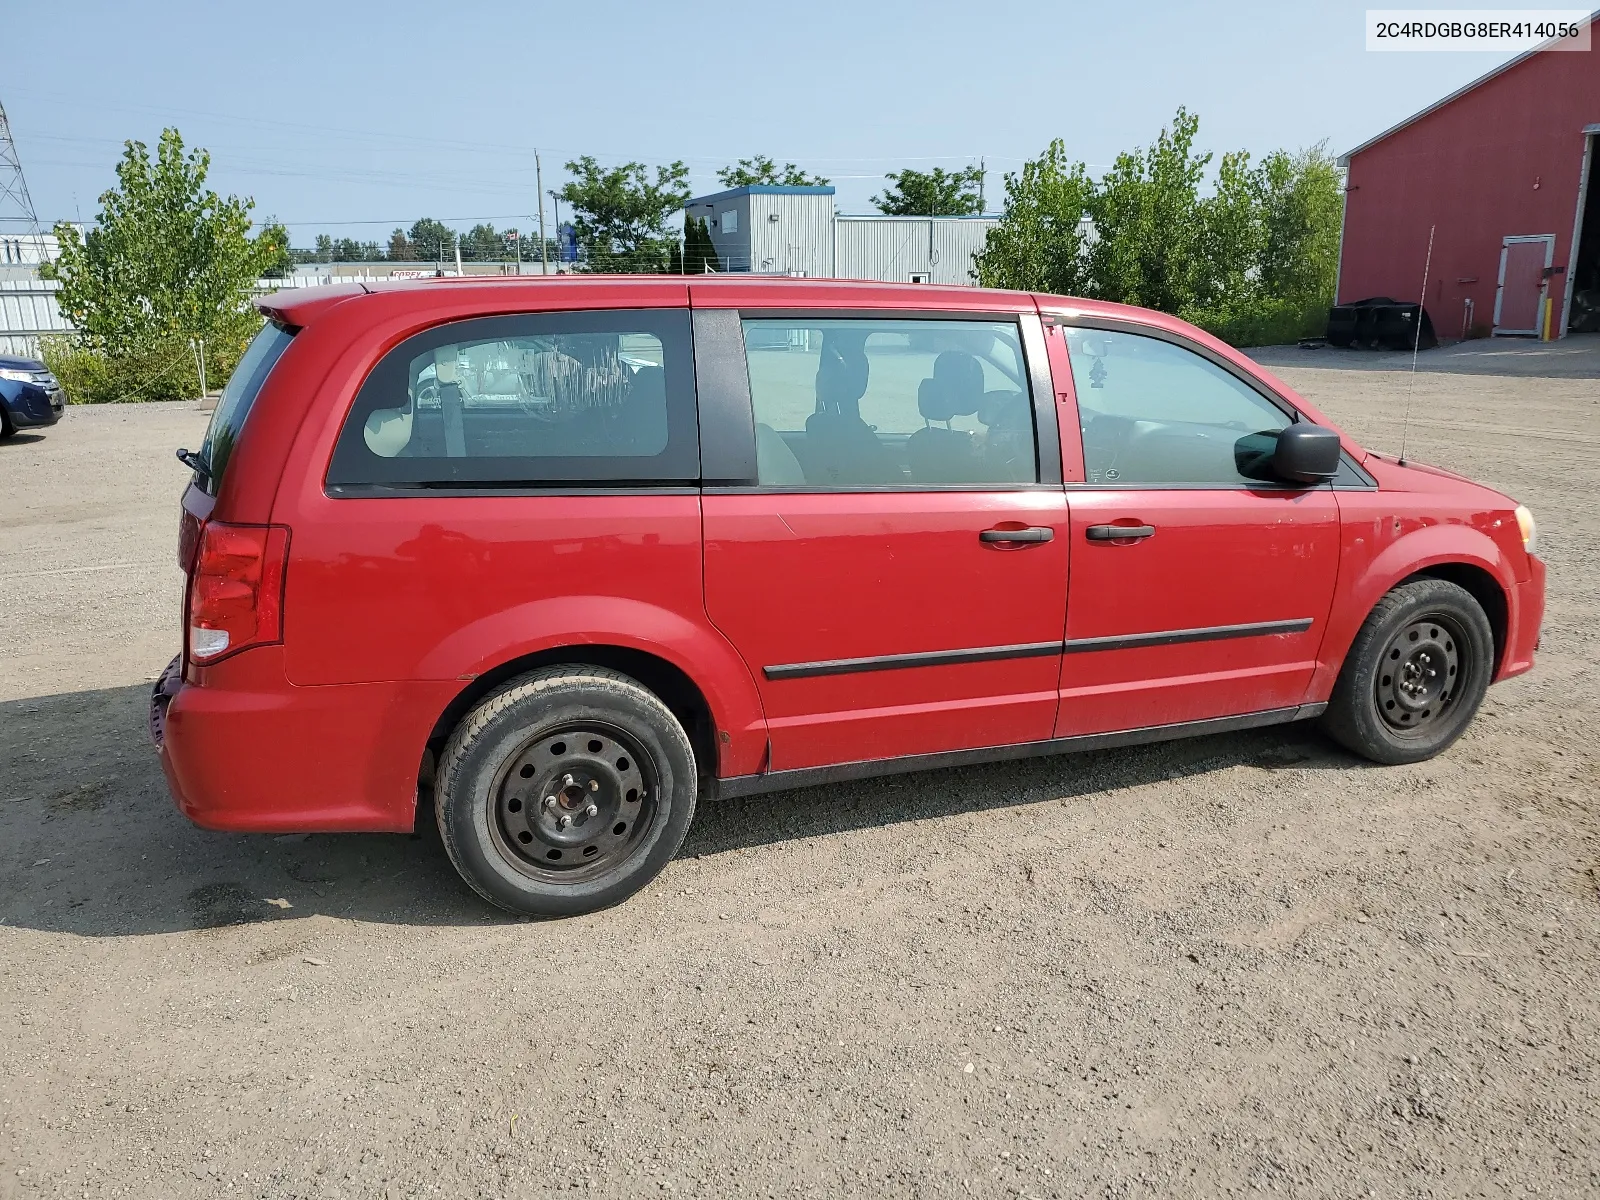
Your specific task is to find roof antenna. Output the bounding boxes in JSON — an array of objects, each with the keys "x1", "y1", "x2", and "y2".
[{"x1": 1398, "y1": 223, "x2": 1435, "y2": 467}]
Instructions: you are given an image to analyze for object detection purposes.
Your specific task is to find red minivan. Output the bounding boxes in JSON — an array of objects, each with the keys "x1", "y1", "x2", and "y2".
[{"x1": 152, "y1": 277, "x2": 1544, "y2": 916}]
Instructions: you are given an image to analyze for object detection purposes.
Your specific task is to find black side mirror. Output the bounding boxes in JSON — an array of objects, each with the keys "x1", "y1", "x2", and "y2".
[{"x1": 1273, "y1": 424, "x2": 1342, "y2": 484}]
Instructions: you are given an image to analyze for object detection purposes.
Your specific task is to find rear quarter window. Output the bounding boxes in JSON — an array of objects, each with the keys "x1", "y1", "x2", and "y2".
[
  {"x1": 325, "y1": 309, "x2": 697, "y2": 491},
  {"x1": 196, "y1": 322, "x2": 295, "y2": 496}
]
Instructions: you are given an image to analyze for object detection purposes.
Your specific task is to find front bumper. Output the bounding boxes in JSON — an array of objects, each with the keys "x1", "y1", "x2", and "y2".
[
  {"x1": 3, "y1": 384, "x2": 64, "y2": 428},
  {"x1": 152, "y1": 646, "x2": 458, "y2": 833},
  {"x1": 1498, "y1": 554, "x2": 1545, "y2": 680}
]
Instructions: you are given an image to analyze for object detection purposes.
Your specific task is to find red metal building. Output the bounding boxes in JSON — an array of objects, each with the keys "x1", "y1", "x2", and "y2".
[{"x1": 1337, "y1": 20, "x2": 1600, "y2": 338}]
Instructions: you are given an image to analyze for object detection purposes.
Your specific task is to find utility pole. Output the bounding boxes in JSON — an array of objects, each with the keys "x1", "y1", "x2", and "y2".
[
  {"x1": 536, "y1": 149, "x2": 550, "y2": 276},
  {"x1": 0, "y1": 99, "x2": 45, "y2": 266},
  {"x1": 978, "y1": 157, "x2": 985, "y2": 213}
]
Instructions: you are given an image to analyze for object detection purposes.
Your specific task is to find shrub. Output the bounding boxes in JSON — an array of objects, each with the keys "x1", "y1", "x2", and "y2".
[
  {"x1": 1181, "y1": 297, "x2": 1329, "y2": 348},
  {"x1": 40, "y1": 331, "x2": 252, "y2": 404}
]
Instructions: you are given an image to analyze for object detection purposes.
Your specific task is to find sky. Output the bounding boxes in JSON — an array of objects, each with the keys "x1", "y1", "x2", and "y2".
[{"x1": 2, "y1": 0, "x2": 1552, "y2": 249}]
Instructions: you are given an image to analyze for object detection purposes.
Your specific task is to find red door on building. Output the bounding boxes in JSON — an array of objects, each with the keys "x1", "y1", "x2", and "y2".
[{"x1": 1494, "y1": 235, "x2": 1554, "y2": 335}]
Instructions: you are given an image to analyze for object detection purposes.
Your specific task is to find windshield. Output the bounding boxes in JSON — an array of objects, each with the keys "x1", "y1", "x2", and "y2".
[{"x1": 195, "y1": 322, "x2": 295, "y2": 495}]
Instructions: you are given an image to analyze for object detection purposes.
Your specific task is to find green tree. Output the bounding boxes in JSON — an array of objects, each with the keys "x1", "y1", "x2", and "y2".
[
  {"x1": 873, "y1": 165, "x2": 985, "y2": 216},
  {"x1": 973, "y1": 111, "x2": 1343, "y2": 346},
  {"x1": 1255, "y1": 144, "x2": 1342, "y2": 307},
  {"x1": 41, "y1": 128, "x2": 283, "y2": 356},
  {"x1": 459, "y1": 223, "x2": 505, "y2": 261},
  {"x1": 408, "y1": 217, "x2": 456, "y2": 263},
  {"x1": 314, "y1": 233, "x2": 335, "y2": 263},
  {"x1": 387, "y1": 227, "x2": 414, "y2": 260},
  {"x1": 667, "y1": 214, "x2": 722, "y2": 274},
  {"x1": 555, "y1": 157, "x2": 691, "y2": 273},
  {"x1": 1084, "y1": 107, "x2": 1210, "y2": 314},
  {"x1": 256, "y1": 219, "x2": 292, "y2": 277},
  {"x1": 972, "y1": 141, "x2": 1092, "y2": 294},
  {"x1": 716, "y1": 155, "x2": 829, "y2": 187}
]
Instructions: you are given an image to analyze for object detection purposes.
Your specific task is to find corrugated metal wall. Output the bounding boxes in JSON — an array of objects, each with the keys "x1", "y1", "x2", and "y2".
[
  {"x1": 0, "y1": 280, "x2": 71, "y2": 357},
  {"x1": 833, "y1": 217, "x2": 997, "y2": 285},
  {"x1": 748, "y1": 193, "x2": 836, "y2": 277}
]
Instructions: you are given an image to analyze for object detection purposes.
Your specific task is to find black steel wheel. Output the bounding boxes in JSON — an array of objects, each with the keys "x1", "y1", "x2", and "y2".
[
  {"x1": 489, "y1": 724, "x2": 657, "y2": 884},
  {"x1": 1321, "y1": 578, "x2": 1494, "y2": 765},
  {"x1": 1372, "y1": 614, "x2": 1466, "y2": 736},
  {"x1": 435, "y1": 666, "x2": 697, "y2": 917}
]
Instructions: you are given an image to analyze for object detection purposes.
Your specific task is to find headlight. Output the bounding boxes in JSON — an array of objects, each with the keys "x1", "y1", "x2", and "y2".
[
  {"x1": 0, "y1": 368, "x2": 34, "y2": 383},
  {"x1": 1514, "y1": 505, "x2": 1538, "y2": 557}
]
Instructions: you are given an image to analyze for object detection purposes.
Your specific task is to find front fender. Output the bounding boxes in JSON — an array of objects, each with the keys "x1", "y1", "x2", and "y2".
[
  {"x1": 418, "y1": 594, "x2": 769, "y2": 777},
  {"x1": 1310, "y1": 520, "x2": 1518, "y2": 700}
]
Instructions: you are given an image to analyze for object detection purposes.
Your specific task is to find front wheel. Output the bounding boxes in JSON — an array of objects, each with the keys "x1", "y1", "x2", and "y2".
[
  {"x1": 434, "y1": 666, "x2": 697, "y2": 917},
  {"x1": 1320, "y1": 578, "x2": 1495, "y2": 764}
]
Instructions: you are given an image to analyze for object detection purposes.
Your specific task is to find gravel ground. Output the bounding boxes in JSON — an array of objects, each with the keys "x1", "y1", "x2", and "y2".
[{"x1": 1, "y1": 352, "x2": 1596, "y2": 1199}]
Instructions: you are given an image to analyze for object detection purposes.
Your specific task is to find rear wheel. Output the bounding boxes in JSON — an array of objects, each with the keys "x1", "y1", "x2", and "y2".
[
  {"x1": 434, "y1": 666, "x2": 696, "y2": 917},
  {"x1": 1320, "y1": 578, "x2": 1494, "y2": 764}
]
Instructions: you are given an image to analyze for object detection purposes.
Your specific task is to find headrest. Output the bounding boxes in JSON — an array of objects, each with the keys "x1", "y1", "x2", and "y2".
[
  {"x1": 815, "y1": 335, "x2": 869, "y2": 414},
  {"x1": 917, "y1": 351, "x2": 983, "y2": 422}
]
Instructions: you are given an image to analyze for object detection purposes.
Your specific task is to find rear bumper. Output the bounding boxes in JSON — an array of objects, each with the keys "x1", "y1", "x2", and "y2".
[
  {"x1": 153, "y1": 647, "x2": 458, "y2": 833},
  {"x1": 1497, "y1": 554, "x2": 1545, "y2": 681}
]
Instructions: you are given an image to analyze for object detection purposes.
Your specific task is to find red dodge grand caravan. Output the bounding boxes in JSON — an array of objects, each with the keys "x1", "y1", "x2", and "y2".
[{"x1": 151, "y1": 277, "x2": 1544, "y2": 916}]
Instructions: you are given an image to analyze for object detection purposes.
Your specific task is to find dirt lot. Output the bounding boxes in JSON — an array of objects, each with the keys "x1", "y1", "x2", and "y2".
[{"x1": 1, "y1": 348, "x2": 1596, "y2": 1199}]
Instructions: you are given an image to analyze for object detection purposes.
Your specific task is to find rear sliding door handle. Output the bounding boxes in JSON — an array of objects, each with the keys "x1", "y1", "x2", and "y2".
[
  {"x1": 979, "y1": 526, "x2": 1054, "y2": 544},
  {"x1": 1086, "y1": 524, "x2": 1156, "y2": 541}
]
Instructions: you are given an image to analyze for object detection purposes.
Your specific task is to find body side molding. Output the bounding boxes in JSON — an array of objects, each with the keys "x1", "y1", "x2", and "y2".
[{"x1": 762, "y1": 619, "x2": 1316, "y2": 681}]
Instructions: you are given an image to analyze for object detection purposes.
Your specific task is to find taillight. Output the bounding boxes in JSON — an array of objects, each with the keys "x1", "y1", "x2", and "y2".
[
  {"x1": 178, "y1": 506, "x2": 204, "y2": 573},
  {"x1": 186, "y1": 522, "x2": 290, "y2": 664}
]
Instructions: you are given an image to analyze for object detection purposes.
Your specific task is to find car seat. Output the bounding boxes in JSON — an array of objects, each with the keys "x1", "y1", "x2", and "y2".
[
  {"x1": 800, "y1": 332, "x2": 892, "y2": 487},
  {"x1": 906, "y1": 351, "x2": 984, "y2": 483}
]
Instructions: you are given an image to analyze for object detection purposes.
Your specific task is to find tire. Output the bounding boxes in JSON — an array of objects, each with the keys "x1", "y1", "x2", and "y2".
[
  {"x1": 0, "y1": 407, "x2": 15, "y2": 439},
  {"x1": 1320, "y1": 578, "x2": 1495, "y2": 765},
  {"x1": 434, "y1": 666, "x2": 697, "y2": 917}
]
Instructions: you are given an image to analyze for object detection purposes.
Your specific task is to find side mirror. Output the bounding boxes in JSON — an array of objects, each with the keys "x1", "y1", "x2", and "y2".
[{"x1": 1273, "y1": 424, "x2": 1342, "y2": 484}]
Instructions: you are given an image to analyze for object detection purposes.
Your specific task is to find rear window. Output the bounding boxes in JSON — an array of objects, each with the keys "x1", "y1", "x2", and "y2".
[
  {"x1": 326, "y1": 309, "x2": 697, "y2": 490},
  {"x1": 196, "y1": 322, "x2": 295, "y2": 495}
]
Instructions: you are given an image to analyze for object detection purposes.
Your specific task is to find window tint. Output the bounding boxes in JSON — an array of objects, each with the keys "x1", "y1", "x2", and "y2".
[
  {"x1": 196, "y1": 322, "x2": 294, "y2": 495},
  {"x1": 742, "y1": 317, "x2": 1036, "y2": 488},
  {"x1": 1065, "y1": 329, "x2": 1292, "y2": 486},
  {"x1": 327, "y1": 309, "x2": 696, "y2": 487}
]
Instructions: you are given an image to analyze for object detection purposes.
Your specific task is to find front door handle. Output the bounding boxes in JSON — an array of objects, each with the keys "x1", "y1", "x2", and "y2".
[
  {"x1": 1086, "y1": 523, "x2": 1156, "y2": 541},
  {"x1": 980, "y1": 526, "x2": 1054, "y2": 544}
]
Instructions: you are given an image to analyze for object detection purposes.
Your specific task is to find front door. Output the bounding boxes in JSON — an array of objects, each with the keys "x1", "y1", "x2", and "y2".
[
  {"x1": 1048, "y1": 323, "x2": 1341, "y2": 738},
  {"x1": 703, "y1": 311, "x2": 1069, "y2": 772},
  {"x1": 1494, "y1": 235, "x2": 1554, "y2": 335}
]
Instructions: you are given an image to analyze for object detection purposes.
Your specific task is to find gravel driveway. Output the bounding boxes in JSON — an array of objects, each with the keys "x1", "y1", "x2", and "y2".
[{"x1": 1, "y1": 351, "x2": 1595, "y2": 1199}]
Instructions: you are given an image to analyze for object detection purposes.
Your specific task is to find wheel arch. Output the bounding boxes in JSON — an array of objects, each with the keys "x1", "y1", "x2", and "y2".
[
  {"x1": 422, "y1": 645, "x2": 724, "y2": 793},
  {"x1": 1311, "y1": 524, "x2": 1519, "y2": 702},
  {"x1": 1403, "y1": 561, "x2": 1508, "y2": 675}
]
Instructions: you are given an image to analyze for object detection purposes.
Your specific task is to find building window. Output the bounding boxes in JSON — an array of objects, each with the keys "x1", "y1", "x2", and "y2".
[{"x1": 720, "y1": 210, "x2": 738, "y2": 235}]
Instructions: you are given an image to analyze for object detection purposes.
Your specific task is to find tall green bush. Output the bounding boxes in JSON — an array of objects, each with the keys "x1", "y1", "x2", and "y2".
[
  {"x1": 975, "y1": 112, "x2": 1344, "y2": 346},
  {"x1": 39, "y1": 128, "x2": 279, "y2": 401}
]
